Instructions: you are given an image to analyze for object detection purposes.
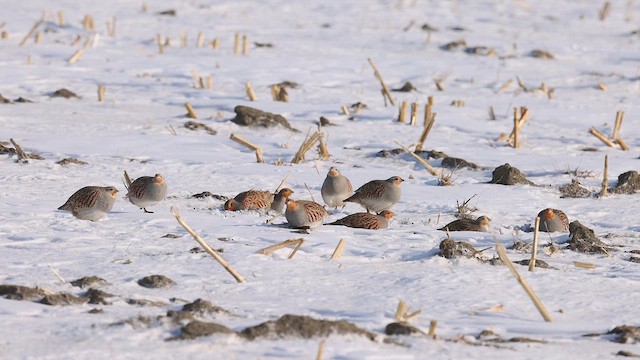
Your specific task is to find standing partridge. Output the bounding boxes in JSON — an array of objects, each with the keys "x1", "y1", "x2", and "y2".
[
  {"x1": 327, "y1": 210, "x2": 394, "y2": 230},
  {"x1": 343, "y1": 176, "x2": 403, "y2": 213},
  {"x1": 127, "y1": 173, "x2": 167, "y2": 213},
  {"x1": 271, "y1": 188, "x2": 294, "y2": 212},
  {"x1": 438, "y1": 215, "x2": 491, "y2": 232},
  {"x1": 321, "y1": 167, "x2": 353, "y2": 209},
  {"x1": 58, "y1": 186, "x2": 118, "y2": 221},
  {"x1": 285, "y1": 199, "x2": 328, "y2": 229},
  {"x1": 537, "y1": 208, "x2": 569, "y2": 232},
  {"x1": 224, "y1": 190, "x2": 274, "y2": 211}
]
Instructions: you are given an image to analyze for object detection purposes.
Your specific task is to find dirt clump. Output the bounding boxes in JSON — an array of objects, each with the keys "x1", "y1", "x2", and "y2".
[
  {"x1": 51, "y1": 88, "x2": 78, "y2": 98},
  {"x1": 181, "y1": 298, "x2": 230, "y2": 316},
  {"x1": 438, "y1": 239, "x2": 482, "y2": 260},
  {"x1": 611, "y1": 171, "x2": 640, "y2": 195},
  {"x1": 441, "y1": 156, "x2": 481, "y2": 170},
  {"x1": 138, "y1": 275, "x2": 175, "y2": 289},
  {"x1": 184, "y1": 121, "x2": 217, "y2": 135},
  {"x1": 39, "y1": 292, "x2": 88, "y2": 306},
  {"x1": 170, "y1": 320, "x2": 234, "y2": 340},
  {"x1": 71, "y1": 276, "x2": 107, "y2": 288},
  {"x1": 84, "y1": 288, "x2": 116, "y2": 305},
  {"x1": 559, "y1": 179, "x2": 591, "y2": 198},
  {"x1": 385, "y1": 322, "x2": 423, "y2": 336},
  {"x1": 0, "y1": 284, "x2": 47, "y2": 300},
  {"x1": 606, "y1": 325, "x2": 640, "y2": 344},
  {"x1": 240, "y1": 314, "x2": 376, "y2": 341},
  {"x1": 230, "y1": 105, "x2": 297, "y2": 131},
  {"x1": 489, "y1": 163, "x2": 535, "y2": 185},
  {"x1": 567, "y1": 221, "x2": 612, "y2": 255}
]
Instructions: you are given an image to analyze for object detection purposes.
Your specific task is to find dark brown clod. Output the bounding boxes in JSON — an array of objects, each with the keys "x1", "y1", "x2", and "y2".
[
  {"x1": 70, "y1": 276, "x2": 107, "y2": 288},
  {"x1": 51, "y1": 88, "x2": 78, "y2": 98},
  {"x1": 39, "y1": 292, "x2": 88, "y2": 306},
  {"x1": 0, "y1": 284, "x2": 47, "y2": 300},
  {"x1": 489, "y1": 163, "x2": 535, "y2": 185},
  {"x1": 611, "y1": 171, "x2": 640, "y2": 195},
  {"x1": 137, "y1": 275, "x2": 176, "y2": 289},
  {"x1": 567, "y1": 221, "x2": 612, "y2": 255},
  {"x1": 240, "y1": 314, "x2": 376, "y2": 341},
  {"x1": 559, "y1": 179, "x2": 591, "y2": 198},
  {"x1": 230, "y1": 105, "x2": 297, "y2": 131},
  {"x1": 184, "y1": 121, "x2": 217, "y2": 135},
  {"x1": 385, "y1": 322, "x2": 422, "y2": 336}
]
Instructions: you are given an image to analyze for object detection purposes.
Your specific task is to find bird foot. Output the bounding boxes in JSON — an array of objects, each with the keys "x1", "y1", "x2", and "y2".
[{"x1": 143, "y1": 208, "x2": 154, "y2": 213}]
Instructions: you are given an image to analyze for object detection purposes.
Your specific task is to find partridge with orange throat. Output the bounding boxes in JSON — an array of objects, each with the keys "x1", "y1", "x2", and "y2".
[
  {"x1": 126, "y1": 173, "x2": 167, "y2": 213},
  {"x1": 285, "y1": 199, "x2": 328, "y2": 229},
  {"x1": 438, "y1": 215, "x2": 491, "y2": 232},
  {"x1": 343, "y1": 176, "x2": 403, "y2": 213},
  {"x1": 58, "y1": 186, "x2": 118, "y2": 221},
  {"x1": 537, "y1": 208, "x2": 569, "y2": 232}
]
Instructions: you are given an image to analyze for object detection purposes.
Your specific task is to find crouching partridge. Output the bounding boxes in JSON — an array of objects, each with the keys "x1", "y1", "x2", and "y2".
[
  {"x1": 58, "y1": 186, "x2": 118, "y2": 221},
  {"x1": 438, "y1": 215, "x2": 491, "y2": 232},
  {"x1": 327, "y1": 210, "x2": 394, "y2": 230},
  {"x1": 127, "y1": 173, "x2": 167, "y2": 213},
  {"x1": 321, "y1": 167, "x2": 353, "y2": 209},
  {"x1": 344, "y1": 176, "x2": 403, "y2": 213},
  {"x1": 537, "y1": 208, "x2": 569, "y2": 232},
  {"x1": 225, "y1": 188, "x2": 293, "y2": 212},
  {"x1": 285, "y1": 199, "x2": 328, "y2": 229}
]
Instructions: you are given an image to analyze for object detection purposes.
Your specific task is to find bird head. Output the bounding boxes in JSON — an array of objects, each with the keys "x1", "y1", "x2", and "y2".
[
  {"x1": 388, "y1": 176, "x2": 404, "y2": 185},
  {"x1": 224, "y1": 199, "x2": 237, "y2": 211},
  {"x1": 278, "y1": 188, "x2": 294, "y2": 198},
  {"x1": 285, "y1": 198, "x2": 298, "y2": 211},
  {"x1": 104, "y1": 186, "x2": 119, "y2": 197},
  {"x1": 379, "y1": 210, "x2": 395, "y2": 220},
  {"x1": 477, "y1": 216, "x2": 491, "y2": 231},
  {"x1": 154, "y1": 174, "x2": 165, "y2": 184},
  {"x1": 328, "y1": 167, "x2": 340, "y2": 177},
  {"x1": 541, "y1": 208, "x2": 555, "y2": 221}
]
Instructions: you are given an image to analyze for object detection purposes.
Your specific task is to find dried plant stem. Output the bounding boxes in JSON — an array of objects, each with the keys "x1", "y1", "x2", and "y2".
[
  {"x1": 428, "y1": 320, "x2": 437, "y2": 338},
  {"x1": 196, "y1": 32, "x2": 204, "y2": 48},
  {"x1": 589, "y1": 127, "x2": 615, "y2": 147},
  {"x1": 97, "y1": 85, "x2": 105, "y2": 102},
  {"x1": 600, "y1": 154, "x2": 608, "y2": 197},
  {"x1": 574, "y1": 261, "x2": 596, "y2": 269},
  {"x1": 291, "y1": 131, "x2": 322, "y2": 164},
  {"x1": 257, "y1": 238, "x2": 303, "y2": 255},
  {"x1": 234, "y1": 32, "x2": 240, "y2": 54},
  {"x1": 48, "y1": 266, "x2": 66, "y2": 283},
  {"x1": 242, "y1": 34, "x2": 248, "y2": 55},
  {"x1": 616, "y1": 138, "x2": 629, "y2": 151},
  {"x1": 10, "y1": 138, "x2": 28, "y2": 162},
  {"x1": 156, "y1": 34, "x2": 164, "y2": 54},
  {"x1": 316, "y1": 340, "x2": 325, "y2": 360},
  {"x1": 497, "y1": 79, "x2": 513, "y2": 93},
  {"x1": 513, "y1": 108, "x2": 520, "y2": 148},
  {"x1": 528, "y1": 217, "x2": 540, "y2": 272},
  {"x1": 612, "y1": 111, "x2": 624, "y2": 139},
  {"x1": 288, "y1": 239, "x2": 304, "y2": 259},
  {"x1": 185, "y1": 102, "x2": 198, "y2": 119},
  {"x1": 123, "y1": 170, "x2": 133, "y2": 190},
  {"x1": 245, "y1": 82, "x2": 257, "y2": 101},
  {"x1": 19, "y1": 18, "x2": 43, "y2": 46},
  {"x1": 180, "y1": 30, "x2": 187, "y2": 47},
  {"x1": 341, "y1": 105, "x2": 350, "y2": 116},
  {"x1": 489, "y1": 105, "x2": 496, "y2": 120},
  {"x1": 172, "y1": 207, "x2": 245, "y2": 283},
  {"x1": 67, "y1": 48, "x2": 84, "y2": 64},
  {"x1": 58, "y1": 11, "x2": 65, "y2": 27},
  {"x1": 330, "y1": 239, "x2": 347, "y2": 260},
  {"x1": 367, "y1": 58, "x2": 396, "y2": 106},
  {"x1": 397, "y1": 101, "x2": 407, "y2": 122},
  {"x1": 395, "y1": 300, "x2": 407, "y2": 321},
  {"x1": 303, "y1": 182, "x2": 316, "y2": 203},
  {"x1": 495, "y1": 241, "x2": 552, "y2": 322},
  {"x1": 229, "y1": 133, "x2": 264, "y2": 163},
  {"x1": 508, "y1": 107, "x2": 529, "y2": 145},
  {"x1": 415, "y1": 113, "x2": 436, "y2": 152},
  {"x1": 409, "y1": 102, "x2": 418, "y2": 125},
  {"x1": 394, "y1": 140, "x2": 439, "y2": 176},
  {"x1": 274, "y1": 174, "x2": 290, "y2": 193},
  {"x1": 599, "y1": 1, "x2": 611, "y2": 21}
]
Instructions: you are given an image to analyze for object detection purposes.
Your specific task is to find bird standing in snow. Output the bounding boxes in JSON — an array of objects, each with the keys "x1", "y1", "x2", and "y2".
[
  {"x1": 126, "y1": 173, "x2": 167, "y2": 213},
  {"x1": 321, "y1": 167, "x2": 353, "y2": 209},
  {"x1": 343, "y1": 176, "x2": 403, "y2": 213},
  {"x1": 285, "y1": 198, "x2": 328, "y2": 229},
  {"x1": 537, "y1": 208, "x2": 569, "y2": 232},
  {"x1": 58, "y1": 186, "x2": 118, "y2": 221}
]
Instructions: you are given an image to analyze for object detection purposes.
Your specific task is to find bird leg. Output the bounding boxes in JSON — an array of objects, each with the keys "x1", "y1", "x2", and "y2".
[{"x1": 143, "y1": 208, "x2": 154, "y2": 213}]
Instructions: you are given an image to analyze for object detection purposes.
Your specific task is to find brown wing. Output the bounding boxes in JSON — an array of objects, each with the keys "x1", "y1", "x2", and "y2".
[
  {"x1": 301, "y1": 201, "x2": 327, "y2": 222},
  {"x1": 240, "y1": 190, "x2": 273, "y2": 210},
  {"x1": 348, "y1": 180, "x2": 385, "y2": 201},
  {"x1": 128, "y1": 177, "x2": 152, "y2": 199},
  {"x1": 554, "y1": 209, "x2": 570, "y2": 231},
  {"x1": 438, "y1": 219, "x2": 475, "y2": 231},
  {"x1": 59, "y1": 186, "x2": 99, "y2": 210}
]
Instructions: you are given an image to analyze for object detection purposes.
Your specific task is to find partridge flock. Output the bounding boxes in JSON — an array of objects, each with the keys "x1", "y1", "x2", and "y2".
[{"x1": 57, "y1": 166, "x2": 571, "y2": 236}]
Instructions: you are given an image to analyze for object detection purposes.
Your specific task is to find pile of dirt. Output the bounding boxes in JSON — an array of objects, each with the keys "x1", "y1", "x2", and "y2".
[
  {"x1": 184, "y1": 121, "x2": 217, "y2": 135},
  {"x1": 50, "y1": 88, "x2": 78, "y2": 98},
  {"x1": 230, "y1": 105, "x2": 297, "y2": 131},
  {"x1": 489, "y1": 163, "x2": 535, "y2": 185},
  {"x1": 39, "y1": 293, "x2": 88, "y2": 306},
  {"x1": 559, "y1": 179, "x2": 591, "y2": 198},
  {"x1": 385, "y1": 322, "x2": 423, "y2": 336},
  {"x1": 71, "y1": 276, "x2": 108, "y2": 288},
  {"x1": 606, "y1": 325, "x2": 640, "y2": 344},
  {"x1": 181, "y1": 298, "x2": 230, "y2": 316},
  {"x1": 0, "y1": 284, "x2": 47, "y2": 300},
  {"x1": 240, "y1": 314, "x2": 376, "y2": 341},
  {"x1": 567, "y1": 221, "x2": 612, "y2": 255},
  {"x1": 438, "y1": 239, "x2": 481, "y2": 260},
  {"x1": 137, "y1": 275, "x2": 176, "y2": 289},
  {"x1": 441, "y1": 156, "x2": 482, "y2": 170},
  {"x1": 170, "y1": 320, "x2": 234, "y2": 340},
  {"x1": 611, "y1": 171, "x2": 640, "y2": 195}
]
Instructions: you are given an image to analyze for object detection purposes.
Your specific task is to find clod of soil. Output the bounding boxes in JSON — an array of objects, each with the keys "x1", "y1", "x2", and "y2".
[
  {"x1": 184, "y1": 121, "x2": 217, "y2": 135},
  {"x1": 441, "y1": 156, "x2": 481, "y2": 170},
  {"x1": 157, "y1": 9, "x2": 176, "y2": 16},
  {"x1": 84, "y1": 288, "x2": 115, "y2": 305},
  {"x1": 0, "y1": 93, "x2": 12, "y2": 103},
  {"x1": 465, "y1": 46, "x2": 496, "y2": 56},
  {"x1": 39, "y1": 292, "x2": 88, "y2": 306},
  {"x1": 171, "y1": 320, "x2": 234, "y2": 340},
  {"x1": 385, "y1": 322, "x2": 423, "y2": 336},
  {"x1": 56, "y1": 158, "x2": 87, "y2": 166},
  {"x1": 190, "y1": 191, "x2": 227, "y2": 200},
  {"x1": 607, "y1": 325, "x2": 640, "y2": 344},
  {"x1": 137, "y1": 275, "x2": 176, "y2": 289},
  {"x1": 628, "y1": 256, "x2": 640, "y2": 264},
  {"x1": 14, "y1": 97, "x2": 33, "y2": 103},
  {"x1": 441, "y1": 39, "x2": 467, "y2": 51},
  {"x1": 529, "y1": 49, "x2": 555, "y2": 59},
  {"x1": 567, "y1": 221, "x2": 612, "y2": 255},
  {"x1": 489, "y1": 163, "x2": 535, "y2": 185},
  {"x1": 230, "y1": 105, "x2": 297, "y2": 131},
  {"x1": 70, "y1": 276, "x2": 107, "y2": 288},
  {"x1": 514, "y1": 259, "x2": 551, "y2": 269},
  {"x1": 438, "y1": 239, "x2": 481, "y2": 259},
  {"x1": 611, "y1": 171, "x2": 640, "y2": 195},
  {"x1": 182, "y1": 298, "x2": 229, "y2": 316},
  {"x1": 88, "y1": 308, "x2": 104, "y2": 314},
  {"x1": 0, "y1": 284, "x2": 47, "y2": 300},
  {"x1": 240, "y1": 314, "x2": 376, "y2": 341},
  {"x1": 127, "y1": 298, "x2": 168, "y2": 307},
  {"x1": 270, "y1": 81, "x2": 299, "y2": 89},
  {"x1": 559, "y1": 179, "x2": 591, "y2": 198},
  {"x1": 319, "y1": 116, "x2": 335, "y2": 126},
  {"x1": 391, "y1": 82, "x2": 418, "y2": 92},
  {"x1": 51, "y1": 88, "x2": 78, "y2": 98}
]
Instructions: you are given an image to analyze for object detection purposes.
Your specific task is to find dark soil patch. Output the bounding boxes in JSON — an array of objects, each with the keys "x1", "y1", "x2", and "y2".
[
  {"x1": 230, "y1": 105, "x2": 297, "y2": 131},
  {"x1": 184, "y1": 121, "x2": 217, "y2": 135},
  {"x1": 170, "y1": 320, "x2": 234, "y2": 340},
  {"x1": 56, "y1": 158, "x2": 87, "y2": 166},
  {"x1": 14, "y1": 97, "x2": 33, "y2": 103},
  {"x1": 127, "y1": 298, "x2": 168, "y2": 307},
  {"x1": 567, "y1": 221, "x2": 612, "y2": 255},
  {"x1": 182, "y1": 298, "x2": 230, "y2": 316},
  {"x1": 319, "y1": 116, "x2": 335, "y2": 126},
  {"x1": 240, "y1": 314, "x2": 376, "y2": 341},
  {"x1": 161, "y1": 233, "x2": 180, "y2": 238},
  {"x1": 611, "y1": 171, "x2": 640, "y2": 195},
  {"x1": 39, "y1": 292, "x2": 88, "y2": 306},
  {"x1": 559, "y1": 179, "x2": 591, "y2": 198},
  {"x1": 84, "y1": 288, "x2": 115, "y2": 305},
  {"x1": 489, "y1": 163, "x2": 535, "y2": 185},
  {"x1": 607, "y1": 325, "x2": 640, "y2": 344},
  {"x1": 190, "y1": 191, "x2": 228, "y2": 200},
  {"x1": 71, "y1": 276, "x2": 107, "y2": 288},
  {"x1": 514, "y1": 259, "x2": 551, "y2": 269},
  {"x1": 0, "y1": 284, "x2": 47, "y2": 300},
  {"x1": 51, "y1": 88, "x2": 78, "y2": 98},
  {"x1": 391, "y1": 82, "x2": 418, "y2": 92},
  {"x1": 628, "y1": 256, "x2": 640, "y2": 264},
  {"x1": 138, "y1": 275, "x2": 175, "y2": 289},
  {"x1": 438, "y1": 239, "x2": 481, "y2": 259},
  {"x1": 441, "y1": 156, "x2": 481, "y2": 170},
  {"x1": 88, "y1": 308, "x2": 104, "y2": 314},
  {"x1": 385, "y1": 322, "x2": 423, "y2": 336}
]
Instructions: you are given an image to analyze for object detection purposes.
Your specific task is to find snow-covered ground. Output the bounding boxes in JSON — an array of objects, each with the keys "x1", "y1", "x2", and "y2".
[{"x1": 1, "y1": 0, "x2": 639, "y2": 358}]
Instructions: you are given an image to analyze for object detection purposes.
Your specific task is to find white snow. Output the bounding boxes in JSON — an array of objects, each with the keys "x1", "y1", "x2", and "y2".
[{"x1": 1, "y1": 0, "x2": 639, "y2": 359}]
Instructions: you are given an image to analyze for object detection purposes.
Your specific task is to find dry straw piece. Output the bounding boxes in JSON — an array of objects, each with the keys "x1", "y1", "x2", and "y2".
[
  {"x1": 415, "y1": 112, "x2": 436, "y2": 152},
  {"x1": 574, "y1": 261, "x2": 596, "y2": 269},
  {"x1": 589, "y1": 127, "x2": 615, "y2": 147},
  {"x1": 291, "y1": 131, "x2": 323, "y2": 164},
  {"x1": 171, "y1": 207, "x2": 246, "y2": 283},
  {"x1": 409, "y1": 102, "x2": 418, "y2": 125},
  {"x1": 97, "y1": 85, "x2": 105, "y2": 102},
  {"x1": 394, "y1": 140, "x2": 439, "y2": 176},
  {"x1": 67, "y1": 48, "x2": 84, "y2": 64},
  {"x1": 229, "y1": 133, "x2": 264, "y2": 163},
  {"x1": 257, "y1": 238, "x2": 304, "y2": 258},
  {"x1": 316, "y1": 340, "x2": 325, "y2": 360},
  {"x1": 330, "y1": 239, "x2": 347, "y2": 260},
  {"x1": 156, "y1": 34, "x2": 164, "y2": 54},
  {"x1": 245, "y1": 82, "x2": 257, "y2": 101},
  {"x1": 234, "y1": 32, "x2": 240, "y2": 54},
  {"x1": 397, "y1": 101, "x2": 408, "y2": 122},
  {"x1": 600, "y1": 154, "x2": 608, "y2": 197},
  {"x1": 341, "y1": 105, "x2": 350, "y2": 116},
  {"x1": 10, "y1": 138, "x2": 29, "y2": 162},
  {"x1": 184, "y1": 102, "x2": 198, "y2": 119},
  {"x1": 20, "y1": 18, "x2": 43, "y2": 46},
  {"x1": 196, "y1": 32, "x2": 205, "y2": 48},
  {"x1": 428, "y1": 320, "x2": 437, "y2": 338},
  {"x1": 367, "y1": 58, "x2": 395, "y2": 106},
  {"x1": 495, "y1": 240, "x2": 552, "y2": 322},
  {"x1": 497, "y1": 79, "x2": 513, "y2": 94},
  {"x1": 528, "y1": 217, "x2": 541, "y2": 272}
]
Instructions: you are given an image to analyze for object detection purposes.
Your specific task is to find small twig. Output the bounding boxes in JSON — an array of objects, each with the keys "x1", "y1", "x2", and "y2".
[
  {"x1": 171, "y1": 207, "x2": 246, "y2": 283},
  {"x1": 428, "y1": 320, "x2": 437, "y2": 338},
  {"x1": 242, "y1": 34, "x2": 248, "y2": 55},
  {"x1": 409, "y1": 102, "x2": 418, "y2": 125},
  {"x1": 97, "y1": 85, "x2": 105, "y2": 102},
  {"x1": 67, "y1": 48, "x2": 84, "y2": 64},
  {"x1": 19, "y1": 18, "x2": 43, "y2": 46},
  {"x1": 528, "y1": 217, "x2": 540, "y2": 272},
  {"x1": 123, "y1": 170, "x2": 133, "y2": 190},
  {"x1": 393, "y1": 140, "x2": 439, "y2": 176},
  {"x1": 341, "y1": 105, "x2": 350, "y2": 116},
  {"x1": 612, "y1": 111, "x2": 624, "y2": 139},
  {"x1": 316, "y1": 340, "x2": 325, "y2": 360},
  {"x1": 304, "y1": 183, "x2": 316, "y2": 203},
  {"x1": 497, "y1": 79, "x2": 513, "y2": 94},
  {"x1": 48, "y1": 266, "x2": 66, "y2": 283},
  {"x1": 367, "y1": 58, "x2": 396, "y2": 106},
  {"x1": 330, "y1": 239, "x2": 347, "y2": 260},
  {"x1": 234, "y1": 32, "x2": 240, "y2": 54},
  {"x1": 274, "y1": 174, "x2": 290, "y2": 193},
  {"x1": 196, "y1": 32, "x2": 205, "y2": 48},
  {"x1": 574, "y1": 261, "x2": 596, "y2": 269},
  {"x1": 10, "y1": 138, "x2": 29, "y2": 162},
  {"x1": 513, "y1": 108, "x2": 520, "y2": 148},
  {"x1": 291, "y1": 131, "x2": 322, "y2": 164},
  {"x1": 185, "y1": 102, "x2": 198, "y2": 118},
  {"x1": 245, "y1": 82, "x2": 257, "y2": 101},
  {"x1": 489, "y1": 106, "x2": 496, "y2": 120},
  {"x1": 600, "y1": 154, "x2": 608, "y2": 197},
  {"x1": 229, "y1": 133, "x2": 264, "y2": 163},
  {"x1": 156, "y1": 34, "x2": 164, "y2": 54},
  {"x1": 415, "y1": 113, "x2": 436, "y2": 152},
  {"x1": 397, "y1": 101, "x2": 407, "y2": 123},
  {"x1": 257, "y1": 238, "x2": 303, "y2": 255},
  {"x1": 495, "y1": 238, "x2": 552, "y2": 322},
  {"x1": 589, "y1": 127, "x2": 615, "y2": 147}
]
